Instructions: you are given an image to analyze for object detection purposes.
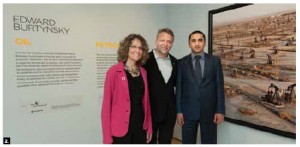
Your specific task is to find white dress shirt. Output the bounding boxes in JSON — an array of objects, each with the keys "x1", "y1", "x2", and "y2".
[{"x1": 153, "y1": 49, "x2": 173, "y2": 83}]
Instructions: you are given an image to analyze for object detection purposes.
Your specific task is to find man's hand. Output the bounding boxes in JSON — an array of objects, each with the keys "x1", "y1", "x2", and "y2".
[
  {"x1": 213, "y1": 113, "x2": 224, "y2": 124},
  {"x1": 176, "y1": 113, "x2": 184, "y2": 126}
]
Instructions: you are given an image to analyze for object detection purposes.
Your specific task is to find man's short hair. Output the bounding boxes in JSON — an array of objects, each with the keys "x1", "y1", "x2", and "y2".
[
  {"x1": 157, "y1": 28, "x2": 174, "y2": 41},
  {"x1": 188, "y1": 30, "x2": 206, "y2": 42}
]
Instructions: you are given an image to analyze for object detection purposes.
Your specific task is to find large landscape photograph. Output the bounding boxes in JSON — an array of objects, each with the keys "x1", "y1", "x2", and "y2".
[{"x1": 209, "y1": 4, "x2": 296, "y2": 138}]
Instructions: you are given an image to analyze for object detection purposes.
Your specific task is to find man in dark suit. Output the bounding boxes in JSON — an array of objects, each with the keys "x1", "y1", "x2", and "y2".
[
  {"x1": 144, "y1": 28, "x2": 177, "y2": 144},
  {"x1": 176, "y1": 30, "x2": 225, "y2": 144}
]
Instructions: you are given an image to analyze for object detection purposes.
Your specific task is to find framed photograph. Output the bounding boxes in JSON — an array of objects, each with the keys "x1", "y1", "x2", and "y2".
[{"x1": 208, "y1": 4, "x2": 296, "y2": 138}]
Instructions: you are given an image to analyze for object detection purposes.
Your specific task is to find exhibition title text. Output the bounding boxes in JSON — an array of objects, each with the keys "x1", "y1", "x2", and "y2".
[{"x1": 13, "y1": 15, "x2": 70, "y2": 34}]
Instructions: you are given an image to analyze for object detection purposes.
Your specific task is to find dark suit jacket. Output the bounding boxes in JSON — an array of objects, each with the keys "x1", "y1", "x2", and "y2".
[
  {"x1": 176, "y1": 53, "x2": 225, "y2": 122},
  {"x1": 144, "y1": 51, "x2": 177, "y2": 123}
]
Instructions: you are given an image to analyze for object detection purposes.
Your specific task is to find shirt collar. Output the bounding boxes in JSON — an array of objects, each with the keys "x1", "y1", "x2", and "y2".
[
  {"x1": 191, "y1": 52, "x2": 205, "y2": 60},
  {"x1": 153, "y1": 49, "x2": 170, "y2": 60}
]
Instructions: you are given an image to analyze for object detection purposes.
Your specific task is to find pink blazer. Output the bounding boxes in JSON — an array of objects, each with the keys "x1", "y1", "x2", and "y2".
[{"x1": 101, "y1": 61, "x2": 152, "y2": 144}]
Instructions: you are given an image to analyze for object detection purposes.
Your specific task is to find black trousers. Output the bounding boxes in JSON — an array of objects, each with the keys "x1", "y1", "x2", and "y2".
[
  {"x1": 112, "y1": 127, "x2": 146, "y2": 144},
  {"x1": 113, "y1": 105, "x2": 146, "y2": 144},
  {"x1": 182, "y1": 119, "x2": 217, "y2": 144},
  {"x1": 150, "y1": 109, "x2": 176, "y2": 144}
]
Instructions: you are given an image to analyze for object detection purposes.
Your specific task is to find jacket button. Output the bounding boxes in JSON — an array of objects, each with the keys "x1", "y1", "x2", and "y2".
[
  {"x1": 126, "y1": 110, "x2": 129, "y2": 112},
  {"x1": 127, "y1": 99, "x2": 129, "y2": 102},
  {"x1": 125, "y1": 121, "x2": 128, "y2": 124}
]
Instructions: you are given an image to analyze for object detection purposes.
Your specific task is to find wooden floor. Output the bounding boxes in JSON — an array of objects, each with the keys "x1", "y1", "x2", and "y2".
[{"x1": 171, "y1": 138, "x2": 182, "y2": 144}]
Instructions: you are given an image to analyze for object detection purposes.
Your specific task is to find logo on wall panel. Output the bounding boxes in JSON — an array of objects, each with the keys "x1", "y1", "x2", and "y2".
[
  {"x1": 30, "y1": 100, "x2": 48, "y2": 113},
  {"x1": 21, "y1": 95, "x2": 82, "y2": 114}
]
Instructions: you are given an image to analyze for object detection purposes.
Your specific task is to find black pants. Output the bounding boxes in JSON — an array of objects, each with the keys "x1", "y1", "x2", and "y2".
[
  {"x1": 150, "y1": 109, "x2": 176, "y2": 144},
  {"x1": 182, "y1": 120, "x2": 217, "y2": 144},
  {"x1": 112, "y1": 128, "x2": 146, "y2": 144},
  {"x1": 113, "y1": 105, "x2": 146, "y2": 144}
]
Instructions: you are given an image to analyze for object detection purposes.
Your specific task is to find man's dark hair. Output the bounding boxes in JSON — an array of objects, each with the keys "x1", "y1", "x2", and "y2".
[{"x1": 188, "y1": 30, "x2": 206, "y2": 42}]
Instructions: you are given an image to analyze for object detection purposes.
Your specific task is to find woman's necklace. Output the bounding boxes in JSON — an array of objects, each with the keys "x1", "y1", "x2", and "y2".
[{"x1": 124, "y1": 64, "x2": 140, "y2": 76}]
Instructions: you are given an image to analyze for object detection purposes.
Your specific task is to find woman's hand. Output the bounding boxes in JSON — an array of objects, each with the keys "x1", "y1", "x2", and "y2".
[{"x1": 146, "y1": 133, "x2": 152, "y2": 143}]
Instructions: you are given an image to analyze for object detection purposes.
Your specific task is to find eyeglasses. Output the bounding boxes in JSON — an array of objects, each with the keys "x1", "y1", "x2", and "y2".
[{"x1": 130, "y1": 46, "x2": 143, "y2": 50}]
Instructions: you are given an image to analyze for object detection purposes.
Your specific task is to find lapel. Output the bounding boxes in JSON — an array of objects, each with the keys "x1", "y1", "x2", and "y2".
[
  {"x1": 116, "y1": 62, "x2": 129, "y2": 96},
  {"x1": 149, "y1": 51, "x2": 165, "y2": 82},
  {"x1": 167, "y1": 55, "x2": 176, "y2": 84},
  {"x1": 140, "y1": 67, "x2": 147, "y2": 104},
  {"x1": 149, "y1": 50, "x2": 174, "y2": 85},
  {"x1": 149, "y1": 51, "x2": 160, "y2": 73},
  {"x1": 186, "y1": 54, "x2": 199, "y2": 87},
  {"x1": 202, "y1": 53, "x2": 211, "y2": 81},
  {"x1": 140, "y1": 67, "x2": 147, "y2": 89}
]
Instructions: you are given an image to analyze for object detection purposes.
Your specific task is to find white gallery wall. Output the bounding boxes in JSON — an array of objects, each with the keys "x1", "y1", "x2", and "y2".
[
  {"x1": 3, "y1": 4, "x2": 296, "y2": 144},
  {"x1": 3, "y1": 4, "x2": 168, "y2": 144}
]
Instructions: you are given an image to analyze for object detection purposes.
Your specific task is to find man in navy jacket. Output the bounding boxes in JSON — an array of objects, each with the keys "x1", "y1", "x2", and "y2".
[{"x1": 176, "y1": 30, "x2": 225, "y2": 144}]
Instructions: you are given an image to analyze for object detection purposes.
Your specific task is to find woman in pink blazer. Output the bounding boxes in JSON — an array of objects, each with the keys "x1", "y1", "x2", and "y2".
[{"x1": 101, "y1": 34, "x2": 152, "y2": 144}]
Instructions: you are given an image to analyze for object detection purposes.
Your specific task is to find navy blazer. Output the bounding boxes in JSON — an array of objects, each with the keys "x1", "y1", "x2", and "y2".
[{"x1": 176, "y1": 53, "x2": 225, "y2": 122}]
